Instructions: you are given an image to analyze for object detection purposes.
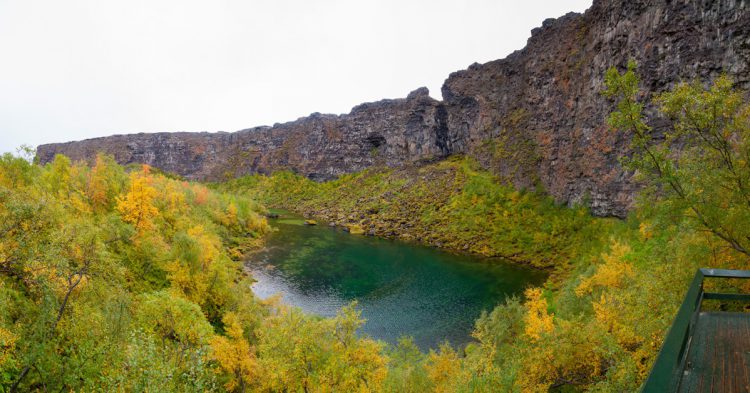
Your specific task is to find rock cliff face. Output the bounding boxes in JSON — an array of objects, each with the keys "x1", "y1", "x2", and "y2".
[
  {"x1": 37, "y1": 88, "x2": 450, "y2": 180},
  {"x1": 37, "y1": 0, "x2": 750, "y2": 217},
  {"x1": 37, "y1": 88, "x2": 448, "y2": 182}
]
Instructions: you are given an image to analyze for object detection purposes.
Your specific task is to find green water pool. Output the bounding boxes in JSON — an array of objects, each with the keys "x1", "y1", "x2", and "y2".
[{"x1": 246, "y1": 211, "x2": 546, "y2": 349}]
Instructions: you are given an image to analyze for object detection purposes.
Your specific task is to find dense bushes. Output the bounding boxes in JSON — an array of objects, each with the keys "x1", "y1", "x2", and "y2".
[{"x1": 0, "y1": 153, "x2": 387, "y2": 392}]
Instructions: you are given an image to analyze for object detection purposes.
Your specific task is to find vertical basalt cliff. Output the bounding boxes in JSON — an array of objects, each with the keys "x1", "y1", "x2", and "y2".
[
  {"x1": 441, "y1": 0, "x2": 750, "y2": 216},
  {"x1": 37, "y1": 0, "x2": 750, "y2": 217}
]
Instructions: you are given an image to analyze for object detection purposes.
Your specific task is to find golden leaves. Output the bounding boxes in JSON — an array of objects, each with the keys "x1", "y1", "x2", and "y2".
[
  {"x1": 426, "y1": 344, "x2": 463, "y2": 393},
  {"x1": 209, "y1": 312, "x2": 258, "y2": 392},
  {"x1": 116, "y1": 169, "x2": 159, "y2": 234},
  {"x1": 575, "y1": 241, "x2": 633, "y2": 297},
  {"x1": 523, "y1": 287, "x2": 554, "y2": 342},
  {"x1": 86, "y1": 154, "x2": 110, "y2": 212}
]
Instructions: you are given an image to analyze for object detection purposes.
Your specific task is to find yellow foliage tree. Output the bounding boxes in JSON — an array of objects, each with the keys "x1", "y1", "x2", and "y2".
[
  {"x1": 575, "y1": 241, "x2": 634, "y2": 296},
  {"x1": 517, "y1": 320, "x2": 609, "y2": 393},
  {"x1": 323, "y1": 304, "x2": 387, "y2": 391},
  {"x1": 210, "y1": 312, "x2": 258, "y2": 392},
  {"x1": 188, "y1": 225, "x2": 219, "y2": 270},
  {"x1": 575, "y1": 240, "x2": 647, "y2": 379},
  {"x1": 116, "y1": 169, "x2": 159, "y2": 234},
  {"x1": 87, "y1": 154, "x2": 110, "y2": 212},
  {"x1": 523, "y1": 287, "x2": 554, "y2": 341},
  {"x1": 164, "y1": 181, "x2": 187, "y2": 215},
  {"x1": 426, "y1": 343, "x2": 464, "y2": 393},
  {"x1": 224, "y1": 202, "x2": 238, "y2": 227},
  {"x1": 256, "y1": 304, "x2": 386, "y2": 393},
  {"x1": 166, "y1": 225, "x2": 225, "y2": 311}
]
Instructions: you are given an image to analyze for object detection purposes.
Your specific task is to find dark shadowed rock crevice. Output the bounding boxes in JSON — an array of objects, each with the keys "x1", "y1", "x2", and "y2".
[{"x1": 37, "y1": 0, "x2": 750, "y2": 217}]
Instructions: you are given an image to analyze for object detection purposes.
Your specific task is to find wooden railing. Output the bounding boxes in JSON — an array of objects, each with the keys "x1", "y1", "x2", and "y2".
[{"x1": 640, "y1": 268, "x2": 750, "y2": 392}]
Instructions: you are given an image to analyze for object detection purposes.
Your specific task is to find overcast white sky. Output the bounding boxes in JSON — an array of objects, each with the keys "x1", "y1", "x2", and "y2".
[{"x1": 0, "y1": 0, "x2": 592, "y2": 154}]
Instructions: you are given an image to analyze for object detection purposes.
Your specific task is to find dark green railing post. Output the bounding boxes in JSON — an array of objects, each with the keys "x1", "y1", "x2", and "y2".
[{"x1": 641, "y1": 269, "x2": 704, "y2": 392}]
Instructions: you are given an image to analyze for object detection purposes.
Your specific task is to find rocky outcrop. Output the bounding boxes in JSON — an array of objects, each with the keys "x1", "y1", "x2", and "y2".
[
  {"x1": 441, "y1": 0, "x2": 750, "y2": 216},
  {"x1": 37, "y1": 88, "x2": 448, "y2": 182},
  {"x1": 37, "y1": 0, "x2": 750, "y2": 217}
]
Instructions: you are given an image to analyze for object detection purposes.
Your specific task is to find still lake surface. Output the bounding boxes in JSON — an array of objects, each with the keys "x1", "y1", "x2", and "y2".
[{"x1": 246, "y1": 211, "x2": 546, "y2": 349}]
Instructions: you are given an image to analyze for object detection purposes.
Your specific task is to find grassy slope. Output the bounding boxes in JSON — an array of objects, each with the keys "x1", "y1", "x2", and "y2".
[{"x1": 217, "y1": 156, "x2": 618, "y2": 273}]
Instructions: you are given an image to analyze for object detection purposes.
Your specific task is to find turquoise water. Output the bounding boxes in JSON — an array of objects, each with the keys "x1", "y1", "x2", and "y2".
[{"x1": 246, "y1": 212, "x2": 546, "y2": 349}]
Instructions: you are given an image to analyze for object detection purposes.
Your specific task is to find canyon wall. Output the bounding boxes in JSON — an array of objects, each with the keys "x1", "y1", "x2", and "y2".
[
  {"x1": 37, "y1": 0, "x2": 750, "y2": 217},
  {"x1": 37, "y1": 87, "x2": 448, "y2": 182}
]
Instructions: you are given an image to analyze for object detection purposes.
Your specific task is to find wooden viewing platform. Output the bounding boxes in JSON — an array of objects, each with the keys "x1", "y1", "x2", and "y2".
[{"x1": 642, "y1": 269, "x2": 750, "y2": 392}]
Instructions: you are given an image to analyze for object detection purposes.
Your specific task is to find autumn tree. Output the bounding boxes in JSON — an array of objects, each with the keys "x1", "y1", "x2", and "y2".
[
  {"x1": 256, "y1": 303, "x2": 387, "y2": 392},
  {"x1": 426, "y1": 343, "x2": 464, "y2": 393},
  {"x1": 605, "y1": 61, "x2": 750, "y2": 258},
  {"x1": 209, "y1": 312, "x2": 258, "y2": 392},
  {"x1": 134, "y1": 290, "x2": 214, "y2": 359},
  {"x1": 86, "y1": 153, "x2": 124, "y2": 213},
  {"x1": 116, "y1": 166, "x2": 159, "y2": 234},
  {"x1": 523, "y1": 287, "x2": 553, "y2": 341}
]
